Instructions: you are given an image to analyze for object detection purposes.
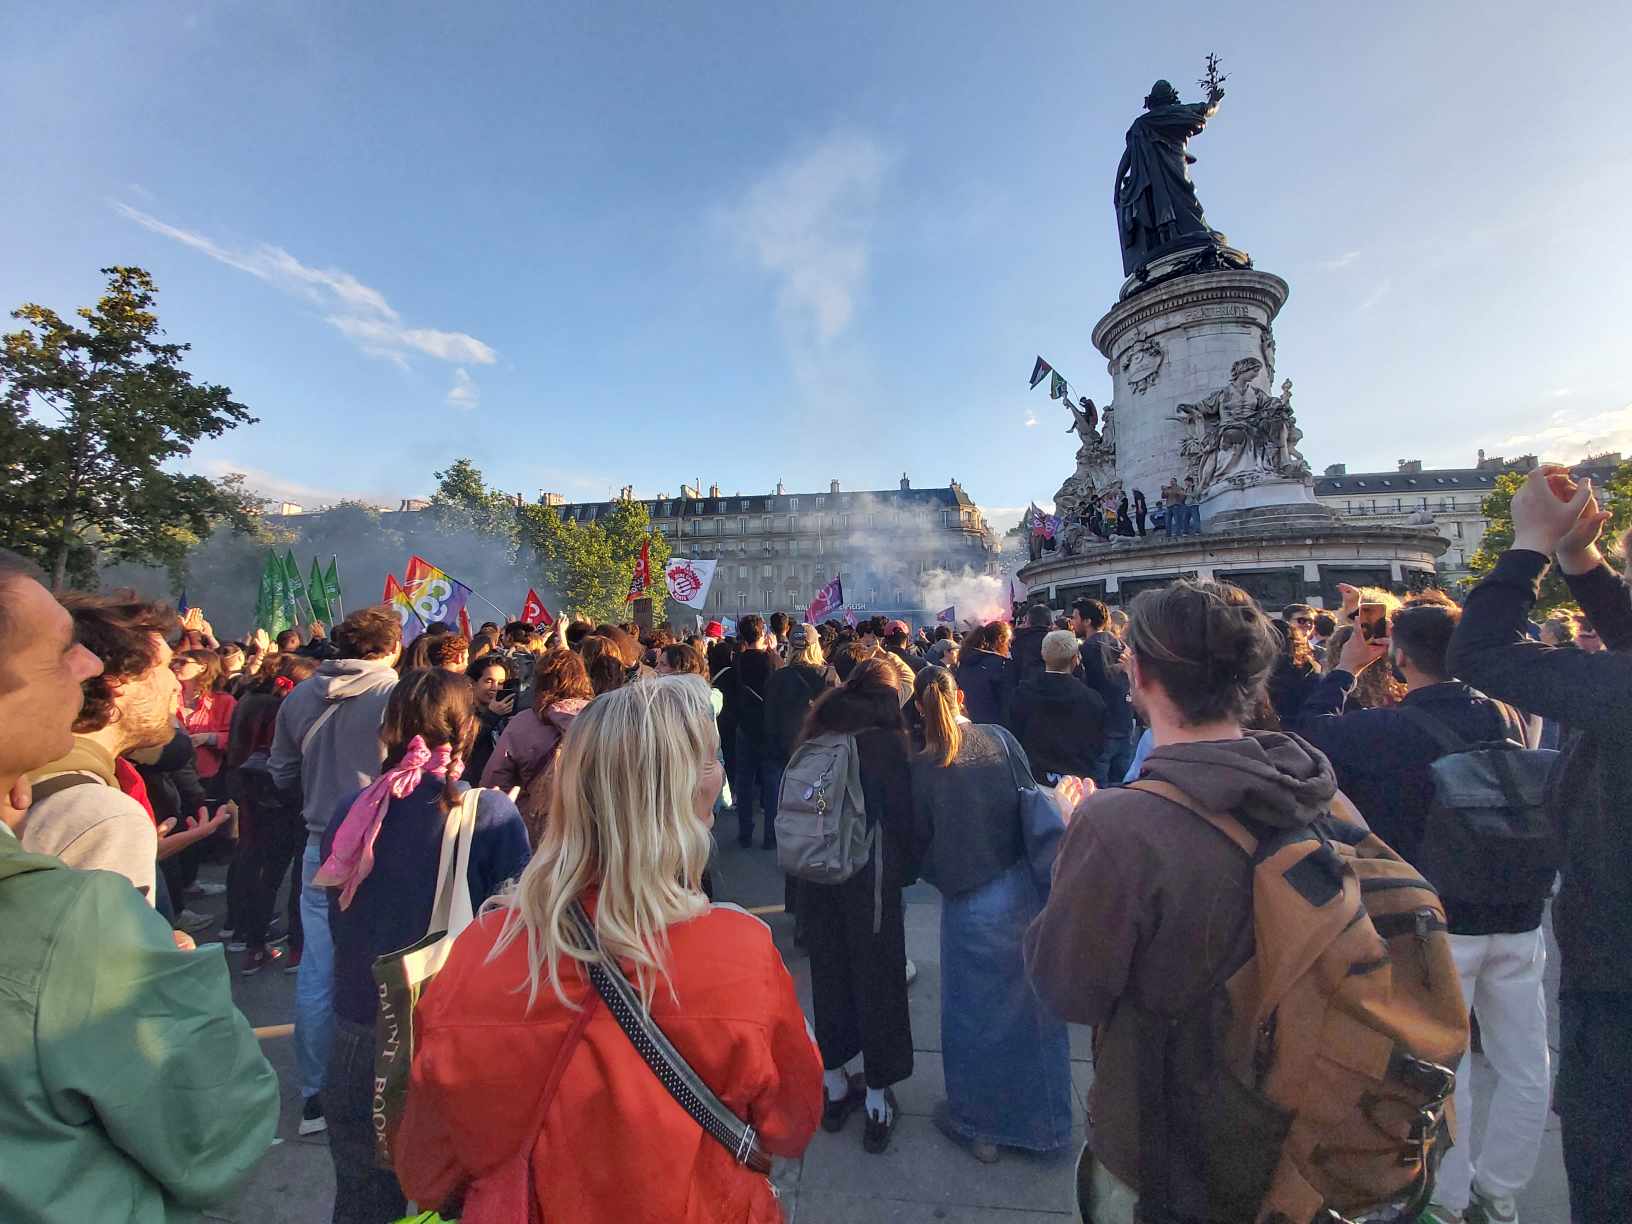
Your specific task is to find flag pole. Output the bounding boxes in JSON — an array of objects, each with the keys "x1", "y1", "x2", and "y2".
[
  {"x1": 330, "y1": 555, "x2": 346, "y2": 621},
  {"x1": 466, "y1": 587, "x2": 514, "y2": 625}
]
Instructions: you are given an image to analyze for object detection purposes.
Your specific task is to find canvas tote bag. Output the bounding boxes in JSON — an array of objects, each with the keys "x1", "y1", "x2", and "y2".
[{"x1": 371, "y1": 786, "x2": 482, "y2": 1167}]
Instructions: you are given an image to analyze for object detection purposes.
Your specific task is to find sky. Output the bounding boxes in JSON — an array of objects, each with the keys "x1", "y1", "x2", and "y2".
[{"x1": 4, "y1": 1, "x2": 1629, "y2": 536}]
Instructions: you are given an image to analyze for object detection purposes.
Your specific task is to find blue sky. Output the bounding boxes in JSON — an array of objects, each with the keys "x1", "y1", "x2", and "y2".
[{"x1": 4, "y1": 1, "x2": 1629, "y2": 534}]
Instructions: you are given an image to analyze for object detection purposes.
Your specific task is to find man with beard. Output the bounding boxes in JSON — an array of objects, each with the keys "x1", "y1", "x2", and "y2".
[
  {"x1": 23, "y1": 592, "x2": 186, "y2": 904},
  {"x1": 0, "y1": 552, "x2": 280, "y2": 1220}
]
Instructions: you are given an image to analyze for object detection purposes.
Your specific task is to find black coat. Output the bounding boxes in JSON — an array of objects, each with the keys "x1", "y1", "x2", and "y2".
[
  {"x1": 765, "y1": 662, "x2": 832, "y2": 763},
  {"x1": 1079, "y1": 632, "x2": 1133, "y2": 738},
  {"x1": 1447, "y1": 550, "x2": 1632, "y2": 990},
  {"x1": 1292, "y1": 675, "x2": 1529, "y2": 934},
  {"x1": 1006, "y1": 625, "x2": 1051, "y2": 711},
  {"x1": 1009, "y1": 671, "x2": 1107, "y2": 779},
  {"x1": 955, "y1": 649, "x2": 1010, "y2": 726}
]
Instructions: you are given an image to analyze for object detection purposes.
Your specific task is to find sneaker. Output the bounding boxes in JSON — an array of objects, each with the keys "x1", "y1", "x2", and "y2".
[
  {"x1": 298, "y1": 1095, "x2": 327, "y2": 1136},
  {"x1": 226, "y1": 940, "x2": 248, "y2": 953},
  {"x1": 932, "y1": 1098, "x2": 999, "y2": 1164},
  {"x1": 1417, "y1": 1206, "x2": 1464, "y2": 1224},
  {"x1": 240, "y1": 945, "x2": 284, "y2": 976},
  {"x1": 218, "y1": 927, "x2": 236, "y2": 939},
  {"x1": 175, "y1": 908, "x2": 215, "y2": 934},
  {"x1": 1467, "y1": 1186, "x2": 1518, "y2": 1224},
  {"x1": 905, "y1": 959, "x2": 918, "y2": 987},
  {"x1": 861, "y1": 1089, "x2": 899, "y2": 1155},
  {"x1": 821, "y1": 1073, "x2": 866, "y2": 1133},
  {"x1": 188, "y1": 881, "x2": 227, "y2": 897}
]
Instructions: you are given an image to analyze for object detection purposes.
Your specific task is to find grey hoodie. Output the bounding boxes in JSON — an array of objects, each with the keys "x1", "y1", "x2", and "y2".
[{"x1": 269, "y1": 659, "x2": 399, "y2": 837}]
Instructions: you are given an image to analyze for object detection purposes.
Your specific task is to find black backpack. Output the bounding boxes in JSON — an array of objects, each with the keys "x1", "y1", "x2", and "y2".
[{"x1": 1398, "y1": 708, "x2": 1562, "y2": 907}]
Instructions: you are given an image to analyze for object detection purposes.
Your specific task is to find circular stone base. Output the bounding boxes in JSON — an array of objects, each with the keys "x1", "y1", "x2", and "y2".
[{"x1": 1016, "y1": 522, "x2": 1448, "y2": 610}]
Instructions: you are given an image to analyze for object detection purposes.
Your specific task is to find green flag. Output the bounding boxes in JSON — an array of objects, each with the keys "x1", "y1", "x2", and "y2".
[
  {"x1": 282, "y1": 551, "x2": 307, "y2": 623},
  {"x1": 322, "y1": 558, "x2": 343, "y2": 617},
  {"x1": 307, "y1": 557, "x2": 332, "y2": 623},
  {"x1": 257, "y1": 553, "x2": 292, "y2": 635}
]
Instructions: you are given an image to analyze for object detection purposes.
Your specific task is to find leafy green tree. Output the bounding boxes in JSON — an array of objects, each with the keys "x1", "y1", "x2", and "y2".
[
  {"x1": 518, "y1": 499, "x2": 670, "y2": 625},
  {"x1": 1468, "y1": 461, "x2": 1632, "y2": 613},
  {"x1": 1, "y1": 267, "x2": 258, "y2": 589},
  {"x1": 426, "y1": 458, "x2": 521, "y2": 551}
]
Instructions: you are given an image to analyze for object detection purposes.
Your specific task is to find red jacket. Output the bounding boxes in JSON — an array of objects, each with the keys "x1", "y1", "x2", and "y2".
[
  {"x1": 179, "y1": 689, "x2": 236, "y2": 778},
  {"x1": 397, "y1": 902, "x2": 823, "y2": 1223}
]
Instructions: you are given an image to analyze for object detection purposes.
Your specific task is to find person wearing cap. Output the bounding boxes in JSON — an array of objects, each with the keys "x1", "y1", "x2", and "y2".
[{"x1": 883, "y1": 620, "x2": 925, "y2": 677}]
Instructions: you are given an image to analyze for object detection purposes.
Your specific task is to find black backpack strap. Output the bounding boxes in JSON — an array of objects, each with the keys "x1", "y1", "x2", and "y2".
[{"x1": 1394, "y1": 706, "x2": 1469, "y2": 759}]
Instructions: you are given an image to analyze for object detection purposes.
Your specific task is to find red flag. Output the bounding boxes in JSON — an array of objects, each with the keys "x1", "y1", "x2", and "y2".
[
  {"x1": 626, "y1": 537, "x2": 652, "y2": 602},
  {"x1": 806, "y1": 575, "x2": 844, "y2": 624},
  {"x1": 384, "y1": 573, "x2": 404, "y2": 602},
  {"x1": 521, "y1": 588, "x2": 554, "y2": 626}
]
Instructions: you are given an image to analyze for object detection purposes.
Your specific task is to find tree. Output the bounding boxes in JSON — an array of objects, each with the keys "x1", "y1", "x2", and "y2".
[
  {"x1": 426, "y1": 458, "x2": 521, "y2": 550},
  {"x1": 1468, "y1": 461, "x2": 1632, "y2": 613},
  {"x1": 518, "y1": 498, "x2": 670, "y2": 625},
  {"x1": 1, "y1": 267, "x2": 257, "y2": 588}
]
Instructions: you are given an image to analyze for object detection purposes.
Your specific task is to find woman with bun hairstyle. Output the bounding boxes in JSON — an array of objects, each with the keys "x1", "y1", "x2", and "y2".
[{"x1": 1025, "y1": 580, "x2": 1344, "y2": 1223}]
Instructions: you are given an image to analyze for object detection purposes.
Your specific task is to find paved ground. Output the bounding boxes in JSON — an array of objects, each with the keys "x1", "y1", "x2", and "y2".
[{"x1": 202, "y1": 834, "x2": 1572, "y2": 1222}]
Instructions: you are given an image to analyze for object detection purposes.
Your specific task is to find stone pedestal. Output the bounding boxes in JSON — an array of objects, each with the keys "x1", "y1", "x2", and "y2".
[{"x1": 1091, "y1": 268, "x2": 1294, "y2": 508}]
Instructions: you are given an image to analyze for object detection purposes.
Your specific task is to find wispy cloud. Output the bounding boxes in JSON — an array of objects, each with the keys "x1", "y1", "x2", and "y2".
[
  {"x1": 1357, "y1": 277, "x2": 1392, "y2": 312},
  {"x1": 1320, "y1": 249, "x2": 1362, "y2": 270},
  {"x1": 1024, "y1": 410, "x2": 1039, "y2": 428},
  {"x1": 113, "y1": 202, "x2": 494, "y2": 367},
  {"x1": 721, "y1": 132, "x2": 889, "y2": 344},
  {"x1": 1497, "y1": 401, "x2": 1632, "y2": 460},
  {"x1": 196, "y1": 458, "x2": 397, "y2": 510},
  {"x1": 445, "y1": 368, "x2": 479, "y2": 409}
]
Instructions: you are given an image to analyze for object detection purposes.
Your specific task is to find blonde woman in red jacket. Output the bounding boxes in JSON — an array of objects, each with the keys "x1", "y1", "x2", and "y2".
[{"x1": 398, "y1": 675, "x2": 823, "y2": 1223}]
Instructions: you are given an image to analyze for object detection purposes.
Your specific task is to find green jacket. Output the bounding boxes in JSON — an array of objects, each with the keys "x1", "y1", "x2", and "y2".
[{"x1": 0, "y1": 826, "x2": 279, "y2": 1222}]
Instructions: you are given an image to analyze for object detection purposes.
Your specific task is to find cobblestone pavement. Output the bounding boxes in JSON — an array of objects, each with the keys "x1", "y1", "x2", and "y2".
[{"x1": 206, "y1": 835, "x2": 1571, "y2": 1222}]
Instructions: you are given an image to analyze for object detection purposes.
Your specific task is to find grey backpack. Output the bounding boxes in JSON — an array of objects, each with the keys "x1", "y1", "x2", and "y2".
[{"x1": 775, "y1": 731, "x2": 884, "y2": 930}]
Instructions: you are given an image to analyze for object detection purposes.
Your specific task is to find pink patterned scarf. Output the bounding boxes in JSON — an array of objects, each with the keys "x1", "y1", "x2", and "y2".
[{"x1": 313, "y1": 734, "x2": 463, "y2": 909}]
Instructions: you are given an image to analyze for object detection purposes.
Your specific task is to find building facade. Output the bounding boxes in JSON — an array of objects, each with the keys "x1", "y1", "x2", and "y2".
[
  {"x1": 550, "y1": 476, "x2": 996, "y2": 620},
  {"x1": 1315, "y1": 451, "x2": 1623, "y2": 586}
]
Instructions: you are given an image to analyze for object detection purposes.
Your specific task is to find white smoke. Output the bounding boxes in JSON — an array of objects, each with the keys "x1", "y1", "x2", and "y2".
[{"x1": 917, "y1": 567, "x2": 1009, "y2": 625}]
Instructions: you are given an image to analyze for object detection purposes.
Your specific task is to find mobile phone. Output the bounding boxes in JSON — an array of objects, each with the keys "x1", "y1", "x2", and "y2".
[{"x1": 1357, "y1": 602, "x2": 1388, "y2": 641}]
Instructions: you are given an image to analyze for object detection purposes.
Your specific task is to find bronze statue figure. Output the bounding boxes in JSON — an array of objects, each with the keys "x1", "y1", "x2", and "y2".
[{"x1": 1113, "y1": 67, "x2": 1244, "y2": 277}]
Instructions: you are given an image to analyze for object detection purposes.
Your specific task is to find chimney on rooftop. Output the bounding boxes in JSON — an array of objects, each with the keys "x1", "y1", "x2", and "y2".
[
  {"x1": 830, "y1": 480, "x2": 840, "y2": 494},
  {"x1": 775, "y1": 480, "x2": 785, "y2": 496},
  {"x1": 1323, "y1": 464, "x2": 1346, "y2": 477},
  {"x1": 900, "y1": 472, "x2": 911, "y2": 490},
  {"x1": 1397, "y1": 460, "x2": 1423, "y2": 474},
  {"x1": 709, "y1": 483, "x2": 720, "y2": 499}
]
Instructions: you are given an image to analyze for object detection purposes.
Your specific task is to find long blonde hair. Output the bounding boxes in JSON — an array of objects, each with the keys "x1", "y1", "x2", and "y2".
[
  {"x1": 914, "y1": 665, "x2": 962, "y2": 767},
  {"x1": 488, "y1": 675, "x2": 717, "y2": 1012}
]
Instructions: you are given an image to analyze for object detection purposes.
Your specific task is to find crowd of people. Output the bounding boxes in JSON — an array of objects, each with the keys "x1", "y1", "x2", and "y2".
[{"x1": 0, "y1": 463, "x2": 1625, "y2": 1222}]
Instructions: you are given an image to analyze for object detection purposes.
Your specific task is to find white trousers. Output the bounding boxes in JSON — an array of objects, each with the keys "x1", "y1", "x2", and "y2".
[{"x1": 1436, "y1": 928, "x2": 1552, "y2": 1211}]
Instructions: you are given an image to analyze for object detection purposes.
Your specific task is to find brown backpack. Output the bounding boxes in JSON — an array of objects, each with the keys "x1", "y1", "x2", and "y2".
[{"x1": 1117, "y1": 779, "x2": 1469, "y2": 1224}]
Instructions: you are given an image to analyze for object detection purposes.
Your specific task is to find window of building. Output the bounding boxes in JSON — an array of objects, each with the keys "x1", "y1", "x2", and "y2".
[
  {"x1": 788, "y1": 514, "x2": 798, "y2": 534},
  {"x1": 816, "y1": 495, "x2": 826, "y2": 508},
  {"x1": 788, "y1": 498, "x2": 798, "y2": 512},
  {"x1": 740, "y1": 499, "x2": 751, "y2": 512},
  {"x1": 761, "y1": 563, "x2": 774, "y2": 578},
  {"x1": 738, "y1": 592, "x2": 748, "y2": 609},
  {"x1": 1455, "y1": 521, "x2": 1464, "y2": 538},
  {"x1": 761, "y1": 515, "x2": 772, "y2": 534},
  {"x1": 738, "y1": 564, "x2": 749, "y2": 579},
  {"x1": 763, "y1": 588, "x2": 774, "y2": 608},
  {"x1": 789, "y1": 539, "x2": 800, "y2": 556}
]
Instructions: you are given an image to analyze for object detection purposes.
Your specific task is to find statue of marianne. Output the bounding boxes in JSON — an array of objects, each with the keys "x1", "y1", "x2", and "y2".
[{"x1": 1114, "y1": 78, "x2": 1232, "y2": 276}]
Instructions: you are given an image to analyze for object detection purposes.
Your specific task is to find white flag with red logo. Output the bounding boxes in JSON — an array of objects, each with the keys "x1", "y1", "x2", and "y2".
[
  {"x1": 663, "y1": 558, "x2": 718, "y2": 610},
  {"x1": 626, "y1": 538, "x2": 652, "y2": 602},
  {"x1": 520, "y1": 588, "x2": 553, "y2": 626}
]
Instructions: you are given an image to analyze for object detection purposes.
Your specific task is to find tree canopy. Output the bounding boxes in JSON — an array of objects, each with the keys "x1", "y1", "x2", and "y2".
[
  {"x1": 1, "y1": 266, "x2": 258, "y2": 588},
  {"x1": 1468, "y1": 460, "x2": 1632, "y2": 614}
]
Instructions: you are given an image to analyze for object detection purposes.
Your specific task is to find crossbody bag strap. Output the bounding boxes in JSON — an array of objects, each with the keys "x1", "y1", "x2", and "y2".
[
  {"x1": 1393, "y1": 706, "x2": 1469, "y2": 758},
  {"x1": 566, "y1": 901, "x2": 772, "y2": 1176},
  {"x1": 1126, "y1": 777, "x2": 1259, "y2": 858},
  {"x1": 299, "y1": 701, "x2": 342, "y2": 755}
]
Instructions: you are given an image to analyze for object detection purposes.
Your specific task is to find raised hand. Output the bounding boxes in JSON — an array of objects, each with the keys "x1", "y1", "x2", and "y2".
[{"x1": 1512, "y1": 465, "x2": 1595, "y2": 559}]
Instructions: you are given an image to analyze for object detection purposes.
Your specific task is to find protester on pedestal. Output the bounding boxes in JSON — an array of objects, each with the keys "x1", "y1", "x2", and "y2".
[
  {"x1": 1445, "y1": 467, "x2": 1632, "y2": 1223},
  {"x1": 396, "y1": 677, "x2": 822, "y2": 1221},
  {"x1": 1026, "y1": 580, "x2": 1325, "y2": 1223},
  {"x1": 798, "y1": 658, "x2": 918, "y2": 1155},
  {"x1": 1009, "y1": 630, "x2": 1107, "y2": 783},
  {"x1": 911, "y1": 666, "x2": 1074, "y2": 1163},
  {"x1": 482, "y1": 649, "x2": 592, "y2": 846},
  {"x1": 1132, "y1": 488, "x2": 1149, "y2": 536},
  {"x1": 269, "y1": 605, "x2": 402, "y2": 1139},
  {"x1": 317, "y1": 669, "x2": 530, "y2": 1224},
  {"x1": 0, "y1": 550, "x2": 281, "y2": 1223}
]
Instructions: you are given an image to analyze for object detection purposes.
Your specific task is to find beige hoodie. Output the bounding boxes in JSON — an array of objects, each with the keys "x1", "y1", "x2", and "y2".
[{"x1": 23, "y1": 737, "x2": 158, "y2": 904}]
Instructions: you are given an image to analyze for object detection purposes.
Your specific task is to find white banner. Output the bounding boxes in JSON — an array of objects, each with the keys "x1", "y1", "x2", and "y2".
[{"x1": 663, "y1": 558, "x2": 718, "y2": 610}]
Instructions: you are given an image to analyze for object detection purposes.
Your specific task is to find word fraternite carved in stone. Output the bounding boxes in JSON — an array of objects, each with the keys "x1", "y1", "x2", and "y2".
[{"x1": 1174, "y1": 357, "x2": 1309, "y2": 494}]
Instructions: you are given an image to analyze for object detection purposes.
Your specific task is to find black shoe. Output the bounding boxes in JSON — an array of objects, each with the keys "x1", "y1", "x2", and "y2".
[
  {"x1": 821, "y1": 1074, "x2": 866, "y2": 1133},
  {"x1": 736, "y1": 832, "x2": 754, "y2": 849},
  {"x1": 760, "y1": 832, "x2": 777, "y2": 851},
  {"x1": 298, "y1": 1094, "x2": 327, "y2": 1136},
  {"x1": 862, "y1": 1089, "x2": 899, "y2": 1154}
]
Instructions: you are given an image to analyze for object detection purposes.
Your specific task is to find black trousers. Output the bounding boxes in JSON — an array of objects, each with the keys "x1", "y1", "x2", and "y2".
[
  {"x1": 1557, "y1": 989, "x2": 1632, "y2": 1222},
  {"x1": 327, "y1": 1018, "x2": 407, "y2": 1224},
  {"x1": 800, "y1": 867, "x2": 913, "y2": 1088},
  {"x1": 239, "y1": 807, "x2": 305, "y2": 948}
]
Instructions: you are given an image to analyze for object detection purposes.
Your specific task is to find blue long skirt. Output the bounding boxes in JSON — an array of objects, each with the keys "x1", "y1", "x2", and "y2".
[{"x1": 940, "y1": 859, "x2": 1074, "y2": 1151}]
